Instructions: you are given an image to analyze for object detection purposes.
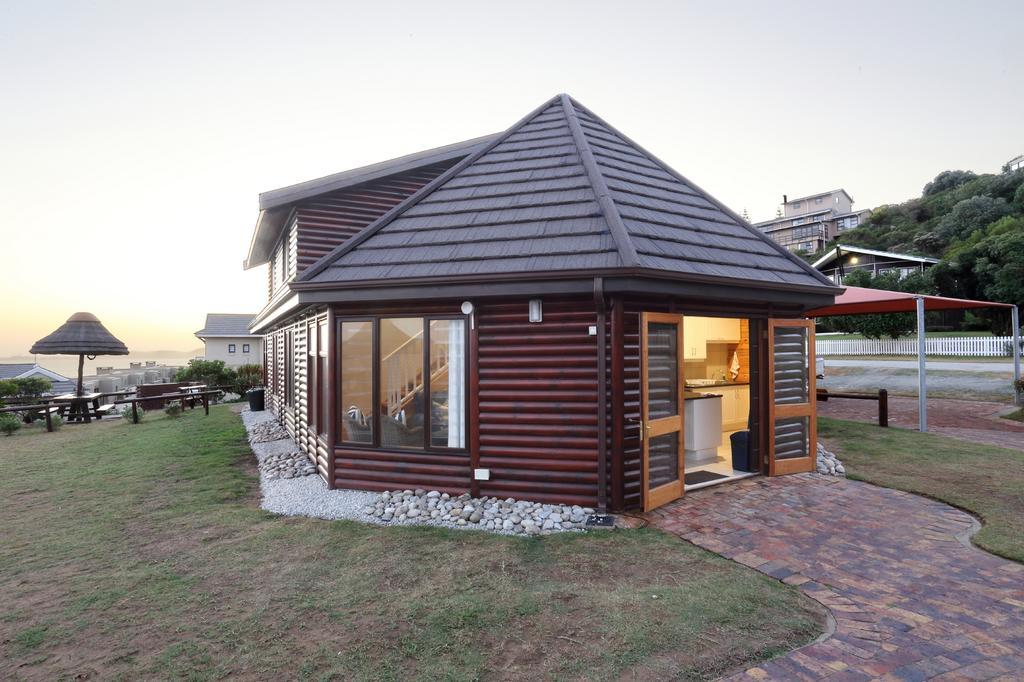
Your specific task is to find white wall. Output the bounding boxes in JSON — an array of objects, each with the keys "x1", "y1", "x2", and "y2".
[{"x1": 203, "y1": 337, "x2": 263, "y2": 367}]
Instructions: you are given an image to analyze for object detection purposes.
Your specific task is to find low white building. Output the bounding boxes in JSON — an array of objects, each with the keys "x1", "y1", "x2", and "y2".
[{"x1": 194, "y1": 314, "x2": 262, "y2": 368}]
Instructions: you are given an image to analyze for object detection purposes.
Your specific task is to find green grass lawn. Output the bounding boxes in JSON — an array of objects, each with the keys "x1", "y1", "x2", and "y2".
[
  {"x1": 0, "y1": 407, "x2": 825, "y2": 681},
  {"x1": 819, "y1": 417, "x2": 1024, "y2": 563}
]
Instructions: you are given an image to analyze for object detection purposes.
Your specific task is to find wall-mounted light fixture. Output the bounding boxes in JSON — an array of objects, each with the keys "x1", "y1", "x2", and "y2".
[
  {"x1": 528, "y1": 299, "x2": 543, "y2": 323},
  {"x1": 460, "y1": 301, "x2": 474, "y2": 315},
  {"x1": 849, "y1": 256, "x2": 859, "y2": 264}
]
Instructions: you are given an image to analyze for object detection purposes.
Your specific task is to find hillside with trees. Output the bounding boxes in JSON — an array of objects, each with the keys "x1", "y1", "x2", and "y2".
[{"x1": 814, "y1": 164, "x2": 1024, "y2": 333}]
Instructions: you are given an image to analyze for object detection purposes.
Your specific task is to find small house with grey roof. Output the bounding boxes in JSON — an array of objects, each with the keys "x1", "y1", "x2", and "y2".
[
  {"x1": 195, "y1": 314, "x2": 262, "y2": 368},
  {"x1": 0, "y1": 363, "x2": 76, "y2": 395},
  {"x1": 245, "y1": 94, "x2": 841, "y2": 512}
]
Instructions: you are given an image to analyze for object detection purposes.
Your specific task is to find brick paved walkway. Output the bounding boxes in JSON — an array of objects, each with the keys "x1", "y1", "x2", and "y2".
[
  {"x1": 647, "y1": 474, "x2": 1024, "y2": 680},
  {"x1": 819, "y1": 397, "x2": 1024, "y2": 452}
]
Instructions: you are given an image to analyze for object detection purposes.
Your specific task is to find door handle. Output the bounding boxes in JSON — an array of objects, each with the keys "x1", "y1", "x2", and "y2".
[{"x1": 629, "y1": 418, "x2": 648, "y2": 441}]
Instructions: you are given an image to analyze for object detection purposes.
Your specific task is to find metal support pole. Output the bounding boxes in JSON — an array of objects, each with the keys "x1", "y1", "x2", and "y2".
[
  {"x1": 1013, "y1": 305, "x2": 1021, "y2": 405},
  {"x1": 916, "y1": 297, "x2": 927, "y2": 432}
]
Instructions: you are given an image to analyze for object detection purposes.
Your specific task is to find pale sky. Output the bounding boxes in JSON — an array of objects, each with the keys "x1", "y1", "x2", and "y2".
[{"x1": 1, "y1": 0, "x2": 1021, "y2": 356}]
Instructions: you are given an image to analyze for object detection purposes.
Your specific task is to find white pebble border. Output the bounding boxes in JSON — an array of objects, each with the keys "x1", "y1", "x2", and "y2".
[
  {"x1": 239, "y1": 408, "x2": 589, "y2": 536},
  {"x1": 364, "y1": 490, "x2": 594, "y2": 535},
  {"x1": 816, "y1": 442, "x2": 846, "y2": 476}
]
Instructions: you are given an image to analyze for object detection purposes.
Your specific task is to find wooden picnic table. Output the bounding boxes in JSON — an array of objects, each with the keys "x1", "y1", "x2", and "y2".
[{"x1": 48, "y1": 392, "x2": 108, "y2": 423}]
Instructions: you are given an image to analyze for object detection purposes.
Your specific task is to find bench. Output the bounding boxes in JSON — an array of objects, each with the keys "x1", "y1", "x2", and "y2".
[
  {"x1": 817, "y1": 388, "x2": 889, "y2": 427},
  {"x1": 94, "y1": 404, "x2": 117, "y2": 417}
]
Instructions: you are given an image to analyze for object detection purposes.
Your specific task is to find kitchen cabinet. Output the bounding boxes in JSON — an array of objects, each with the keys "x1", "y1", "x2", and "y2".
[
  {"x1": 682, "y1": 317, "x2": 707, "y2": 360},
  {"x1": 684, "y1": 395, "x2": 722, "y2": 466},
  {"x1": 692, "y1": 384, "x2": 750, "y2": 430},
  {"x1": 705, "y1": 317, "x2": 741, "y2": 342}
]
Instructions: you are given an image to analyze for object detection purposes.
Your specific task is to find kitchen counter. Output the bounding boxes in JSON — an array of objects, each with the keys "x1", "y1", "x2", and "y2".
[
  {"x1": 686, "y1": 381, "x2": 749, "y2": 388},
  {"x1": 684, "y1": 391, "x2": 721, "y2": 401}
]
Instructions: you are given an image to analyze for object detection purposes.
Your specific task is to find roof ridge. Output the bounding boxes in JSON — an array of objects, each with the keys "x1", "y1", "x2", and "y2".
[
  {"x1": 566, "y1": 96, "x2": 839, "y2": 290},
  {"x1": 297, "y1": 94, "x2": 565, "y2": 283},
  {"x1": 559, "y1": 95, "x2": 638, "y2": 268}
]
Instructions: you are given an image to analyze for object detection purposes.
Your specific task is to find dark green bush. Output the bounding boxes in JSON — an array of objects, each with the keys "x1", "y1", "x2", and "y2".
[{"x1": 0, "y1": 413, "x2": 22, "y2": 436}]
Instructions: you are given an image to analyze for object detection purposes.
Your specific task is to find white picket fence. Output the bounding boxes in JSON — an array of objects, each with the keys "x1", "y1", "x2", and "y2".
[{"x1": 816, "y1": 336, "x2": 1019, "y2": 357}]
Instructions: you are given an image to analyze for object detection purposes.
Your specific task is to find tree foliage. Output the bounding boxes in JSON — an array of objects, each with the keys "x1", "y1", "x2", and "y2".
[
  {"x1": 923, "y1": 170, "x2": 977, "y2": 196},
  {"x1": 0, "y1": 377, "x2": 53, "y2": 404},
  {"x1": 175, "y1": 359, "x2": 237, "y2": 390},
  {"x1": 935, "y1": 196, "x2": 1012, "y2": 243},
  {"x1": 815, "y1": 163, "x2": 1024, "y2": 335},
  {"x1": 174, "y1": 359, "x2": 264, "y2": 395}
]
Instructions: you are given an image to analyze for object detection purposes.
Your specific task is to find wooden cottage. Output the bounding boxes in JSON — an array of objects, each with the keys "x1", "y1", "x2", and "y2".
[{"x1": 245, "y1": 95, "x2": 841, "y2": 512}]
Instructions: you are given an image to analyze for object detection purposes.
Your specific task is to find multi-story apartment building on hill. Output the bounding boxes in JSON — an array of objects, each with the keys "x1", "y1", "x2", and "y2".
[{"x1": 752, "y1": 189, "x2": 872, "y2": 254}]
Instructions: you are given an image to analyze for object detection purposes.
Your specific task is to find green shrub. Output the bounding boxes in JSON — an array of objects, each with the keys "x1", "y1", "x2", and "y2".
[
  {"x1": 175, "y1": 359, "x2": 236, "y2": 391},
  {"x1": 0, "y1": 377, "x2": 53, "y2": 405},
  {"x1": 0, "y1": 413, "x2": 22, "y2": 436},
  {"x1": 164, "y1": 403, "x2": 183, "y2": 418},
  {"x1": 120, "y1": 405, "x2": 145, "y2": 423},
  {"x1": 33, "y1": 414, "x2": 64, "y2": 431},
  {"x1": 234, "y1": 364, "x2": 263, "y2": 396}
]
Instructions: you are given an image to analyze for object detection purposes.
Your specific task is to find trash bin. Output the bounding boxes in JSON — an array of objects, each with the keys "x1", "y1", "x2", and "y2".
[
  {"x1": 247, "y1": 388, "x2": 265, "y2": 411},
  {"x1": 730, "y1": 430, "x2": 751, "y2": 471}
]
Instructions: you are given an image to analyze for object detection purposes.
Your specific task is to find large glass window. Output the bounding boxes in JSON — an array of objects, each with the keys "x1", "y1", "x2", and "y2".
[
  {"x1": 318, "y1": 320, "x2": 328, "y2": 438},
  {"x1": 339, "y1": 321, "x2": 374, "y2": 444},
  {"x1": 338, "y1": 316, "x2": 467, "y2": 451},
  {"x1": 429, "y1": 319, "x2": 466, "y2": 448},
  {"x1": 380, "y1": 318, "x2": 424, "y2": 449}
]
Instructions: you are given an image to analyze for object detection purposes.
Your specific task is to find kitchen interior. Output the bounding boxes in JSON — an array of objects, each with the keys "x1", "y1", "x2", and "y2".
[{"x1": 682, "y1": 316, "x2": 758, "y2": 490}]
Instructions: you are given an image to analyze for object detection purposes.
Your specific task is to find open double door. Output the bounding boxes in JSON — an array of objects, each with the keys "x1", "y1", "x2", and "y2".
[{"x1": 640, "y1": 314, "x2": 816, "y2": 512}]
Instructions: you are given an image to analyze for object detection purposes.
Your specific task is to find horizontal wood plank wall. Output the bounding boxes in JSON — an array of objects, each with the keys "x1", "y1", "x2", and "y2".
[
  {"x1": 476, "y1": 298, "x2": 600, "y2": 506},
  {"x1": 293, "y1": 162, "x2": 457, "y2": 274},
  {"x1": 264, "y1": 310, "x2": 323, "y2": 480},
  {"x1": 332, "y1": 301, "x2": 472, "y2": 494}
]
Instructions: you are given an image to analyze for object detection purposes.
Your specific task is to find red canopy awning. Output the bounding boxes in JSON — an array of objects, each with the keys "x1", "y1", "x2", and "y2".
[{"x1": 806, "y1": 286, "x2": 1013, "y2": 317}]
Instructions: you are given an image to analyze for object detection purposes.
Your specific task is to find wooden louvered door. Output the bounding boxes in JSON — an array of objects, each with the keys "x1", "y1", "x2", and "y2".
[
  {"x1": 767, "y1": 319, "x2": 816, "y2": 475},
  {"x1": 641, "y1": 313, "x2": 685, "y2": 511}
]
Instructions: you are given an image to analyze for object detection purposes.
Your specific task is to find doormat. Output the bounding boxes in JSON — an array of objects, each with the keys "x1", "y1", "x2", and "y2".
[{"x1": 685, "y1": 471, "x2": 728, "y2": 485}]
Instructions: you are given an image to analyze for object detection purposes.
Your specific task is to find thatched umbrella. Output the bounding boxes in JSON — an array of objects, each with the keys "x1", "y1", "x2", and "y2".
[{"x1": 30, "y1": 312, "x2": 129, "y2": 396}]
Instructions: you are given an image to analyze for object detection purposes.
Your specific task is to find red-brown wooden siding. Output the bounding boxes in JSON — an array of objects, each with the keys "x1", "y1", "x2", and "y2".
[
  {"x1": 292, "y1": 162, "x2": 456, "y2": 274},
  {"x1": 476, "y1": 299, "x2": 600, "y2": 506},
  {"x1": 265, "y1": 310, "x2": 325, "y2": 477}
]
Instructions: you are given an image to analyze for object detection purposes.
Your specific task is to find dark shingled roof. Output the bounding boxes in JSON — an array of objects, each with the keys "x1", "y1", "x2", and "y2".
[
  {"x1": 29, "y1": 313, "x2": 129, "y2": 356},
  {"x1": 195, "y1": 313, "x2": 259, "y2": 338},
  {"x1": 299, "y1": 95, "x2": 838, "y2": 293},
  {"x1": 0, "y1": 363, "x2": 36, "y2": 380}
]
